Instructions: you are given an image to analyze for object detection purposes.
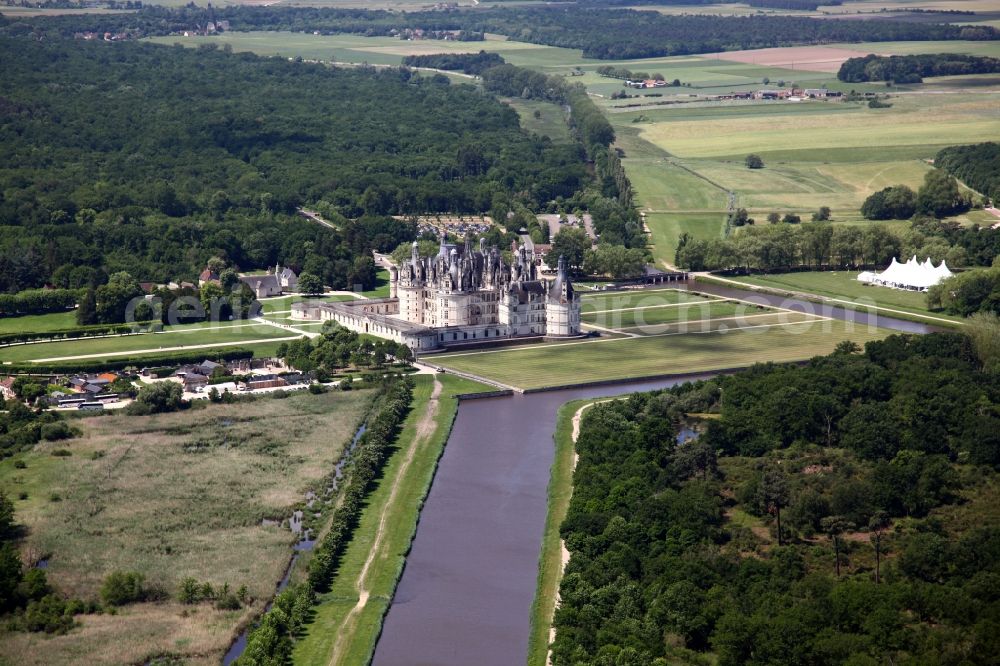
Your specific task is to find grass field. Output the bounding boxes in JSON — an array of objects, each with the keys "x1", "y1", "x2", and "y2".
[
  {"x1": 259, "y1": 293, "x2": 356, "y2": 314},
  {"x1": 0, "y1": 322, "x2": 299, "y2": 364},
  {"x1": 291, "y1": 374, "x2": 495, "y2": 666},
  {"x1": 0, "y1": 389, "x2": 374, "y2": 666},
  {"x1": 716, "y1": 271, "x2": 967, "y2": 324},
  {"x1": 501, "y1": 97, "x2": 574, "y2": 143},
  {"x1": 0, "y1": 310, "x2": 78, "y2": 335},
  {"x1": 432, "y1": 287, "x2": 888, "y2": 390}
]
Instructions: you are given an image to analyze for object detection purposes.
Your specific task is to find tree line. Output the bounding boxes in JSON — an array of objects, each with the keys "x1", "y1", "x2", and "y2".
[
  {"x1": 239, "y1": 378, "x2": 413, "y2": 663},
  {"x1": 675, "y1": 215, "x2": 998, "y2": 272},
  {"x1": 552, "y1": 330, "x2": 1000, "y2": 665},
  {"x1": 935, "y1": 142, "x2": 1000, "y2": 204},
  {"x1": 401, "y1": 50, "x2": 504, "y2": 75},
  {"x1": 861, "y1": 169, "x2": 975, "y2": 221},
  {"x1": 6, "y1": 5, "x2": 995, "y2": 61},
  {"x1": 838, "y1": 53, "x2": 1000, "y2": 83}
]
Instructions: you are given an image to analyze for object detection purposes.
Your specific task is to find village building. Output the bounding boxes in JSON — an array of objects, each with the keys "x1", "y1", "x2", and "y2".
[
  {"x1": 292, "y1": 235, "x2": 582, "y2": 352},
  {"x1": 239, "y1": 264, "x2": 298, "y2": 299},
  {"x1": 0, "y1": 377, "x2": 15, "y2": 401}
]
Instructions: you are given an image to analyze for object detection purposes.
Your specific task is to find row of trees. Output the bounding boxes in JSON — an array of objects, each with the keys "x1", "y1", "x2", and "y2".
[
  {"x1": 675, "y1": 217, "x2": 977, "y2": 272},
  {"x1": 552, "y1": 331, "x2": 1000, "y2": 665},
  {"x1": 928, "y1": 263, "x2": 1000, "y2": 316},
  {"x1": 838, "y1": 53, "x2": 1000, "y2": 83},
  {"x1": 240, "y1": 379, "x2": 413, "y2": 663},
  {"x1": 0, "y1": 289, "x2": 77, "y2": 316}
]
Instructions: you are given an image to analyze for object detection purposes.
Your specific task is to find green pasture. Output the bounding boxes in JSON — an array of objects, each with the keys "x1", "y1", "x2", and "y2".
[
  {"x1": 432, "y1": 318, "x2": 888, "y2": 390},
  {"x1": 718, "y1": 271, "x2": 966, "y2": 324},
  {"x1": 689, "y1": 158, "x2": 933, "y2": 213},
  {"x1": 0, "y1": 323, "x2": 298, "y2": 364},
  {"x1": 626, "y1": 157, "x2": 730, "y2": 212},
  {"x1": 645, "y1": 212, "x2": 728, "y2": 268}
]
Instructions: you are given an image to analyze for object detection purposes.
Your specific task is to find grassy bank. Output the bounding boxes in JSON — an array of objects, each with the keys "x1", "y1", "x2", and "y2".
[
  {"x1": 527, "y1": 399, "x2": 592, "y2": 666},
  {"x1": 291, "y1": 373, "x2": 495, "y2": 666},
  {"x1": 0, "y1": 388, "x2": 375, "y2": 666}
]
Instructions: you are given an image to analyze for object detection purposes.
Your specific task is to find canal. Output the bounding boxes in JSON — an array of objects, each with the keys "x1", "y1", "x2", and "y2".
[{"x1": 372, "y1": 284, "x2": 936, "y2": 666}]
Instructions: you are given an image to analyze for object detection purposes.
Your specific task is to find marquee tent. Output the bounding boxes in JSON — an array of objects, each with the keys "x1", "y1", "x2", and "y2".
[{"x1": 857, "y1": 256, "x2": 953, "y2": 291}]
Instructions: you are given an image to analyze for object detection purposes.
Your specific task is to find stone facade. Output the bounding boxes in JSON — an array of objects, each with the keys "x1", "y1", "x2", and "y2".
[{"x1": 292, "y1": 235, "x2": 581, "y2": 352}]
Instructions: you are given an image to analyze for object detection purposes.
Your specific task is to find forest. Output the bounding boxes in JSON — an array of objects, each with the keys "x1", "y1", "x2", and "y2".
[
  {"x1": 935, "y1": 142, "x2": 1000, "y2": 204},
  {"x1": 0, "y1": 37, "x2": 587, "y2": 292},
  {"x1": 838, "y1": 53, "x2": 1000, "y2": 83},
  {"x1": 4, "y1": 6, "x2": 996, "y2": 60},
  {"x1": 401, "y1": 51, "x2": 504, "y2": 75},
  {"x1": 553, "y1": 330, "x2": 1000, "y2": 665}
]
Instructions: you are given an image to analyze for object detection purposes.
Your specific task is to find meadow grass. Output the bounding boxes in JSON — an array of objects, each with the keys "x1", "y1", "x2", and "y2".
[
  {"x1": 645, "y1": 212, "x2": 728, "y2": 268},
  {"x1": 502, "y1": 97, "x2": 573, "y2": 143},
  {"x1": 433, "y1": 317, "x2": 887, "y2": 390},
  {"x1": 0, "y1": 389, "x2": 374, "y2": 665},
  {"x1": 291, "y1": 374, "x2": 496, "y2": 666}
]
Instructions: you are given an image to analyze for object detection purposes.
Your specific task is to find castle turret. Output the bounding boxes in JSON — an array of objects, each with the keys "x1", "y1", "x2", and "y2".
[{"x1": 545, "y1": 255, "x2": 580, "y2": 337}]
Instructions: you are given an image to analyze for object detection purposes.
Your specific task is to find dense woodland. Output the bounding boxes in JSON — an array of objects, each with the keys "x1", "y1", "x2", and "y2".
[
  {"x1": 554, "y1": 331, "x2": 1000, "y2": 665},
  {"x1": 936, "y1": 142, "x2": 1000, "y2": 204},
  {"x1": 4, "y1": 6, "x2": 996, "y2": 60},
  {"x1": 838, "y1": 53, "x2": 1000, "y2": 83},
  {"x1": 0, "y1": 37, "x2": 587, "y2": 293}
]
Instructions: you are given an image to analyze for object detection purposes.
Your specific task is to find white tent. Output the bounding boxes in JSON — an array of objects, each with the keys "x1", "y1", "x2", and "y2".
[{"x1": 857, "y1": 256, "x2": 953, "y2": 292}]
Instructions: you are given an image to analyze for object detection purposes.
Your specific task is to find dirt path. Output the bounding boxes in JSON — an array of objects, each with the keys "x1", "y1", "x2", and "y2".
[{"x1": 326, "y1": 378, "x2": 443, "y2": 666}]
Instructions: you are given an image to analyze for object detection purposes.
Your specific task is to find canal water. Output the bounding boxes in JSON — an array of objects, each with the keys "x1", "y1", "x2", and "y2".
[{"x1": 372, "y1": 284, "x2": 935, "y2": 666}]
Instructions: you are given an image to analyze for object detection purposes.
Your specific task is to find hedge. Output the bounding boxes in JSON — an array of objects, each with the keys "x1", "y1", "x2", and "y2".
[{"x1": 0, "y1": 321, "x2": 159, "y2": 346}]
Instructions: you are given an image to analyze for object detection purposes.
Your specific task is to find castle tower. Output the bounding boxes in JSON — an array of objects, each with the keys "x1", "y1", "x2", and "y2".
[{"x1": 545, "y1": 255, "x2": 581, "y2": 337}]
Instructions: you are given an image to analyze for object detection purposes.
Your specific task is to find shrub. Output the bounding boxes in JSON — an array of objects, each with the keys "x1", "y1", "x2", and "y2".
[
  {"x1": 745, "y1": 154, "x2": 764, "y2": 169},
  {"x1": 308, "y1": 383, "x2": 327, "y2": 395},
  {"x1": 100, "y1": 571, "x2": 146, "y2": 606},
  {"x1": 13, "y1": 460, "x2": 25, "y2": 469},
  {"x1": 41, "y1": 422, "x2": 74, "y2": 442},
  {"x1": 49, "y1": 448, "x2": 72, "y2": 457}
]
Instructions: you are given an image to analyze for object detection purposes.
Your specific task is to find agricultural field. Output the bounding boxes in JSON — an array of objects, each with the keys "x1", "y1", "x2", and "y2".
[
  {"x1": 432, "y1": 287, "x2": 889, "y2": 390},
  {"x1": 0, "y1": 388, "x2": 375, "y2": 666},
  {"x1": 714, "y1": 271, "x2": 967, "y2": 324}
]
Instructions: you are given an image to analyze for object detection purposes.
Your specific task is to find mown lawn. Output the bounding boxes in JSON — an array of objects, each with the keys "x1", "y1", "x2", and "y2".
[
  {"x1": 0, "y1": 323, "x2": 298, "y2": 363},
  {"x1": 0, "y1": 310, "x2": 78, "y2": 335},
  {"x1": 433, "y1": 318, "x2": 888, "y2": 390}
]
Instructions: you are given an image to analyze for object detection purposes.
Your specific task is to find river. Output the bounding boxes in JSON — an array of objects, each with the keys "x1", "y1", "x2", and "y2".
[{"x1": 372, "y1": 283, "x2": 935, "y2": 666}]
